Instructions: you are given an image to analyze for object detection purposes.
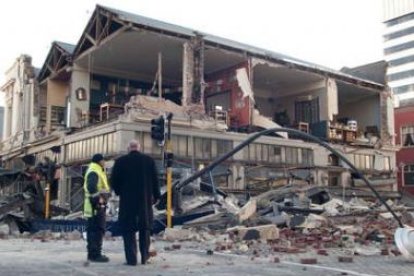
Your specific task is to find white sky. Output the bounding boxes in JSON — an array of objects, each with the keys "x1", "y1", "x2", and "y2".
[{"x1": 0, "y1": 0, "x2": 385, "y2": 106}]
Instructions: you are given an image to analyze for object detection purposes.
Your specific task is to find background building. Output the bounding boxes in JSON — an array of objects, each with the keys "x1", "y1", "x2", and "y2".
[
  {"x1": 383, "y1": 0, "x2": 414, "y2": 104},
  {"x1": 383, "y1": 0, "x2": 414, "y2": 193}
]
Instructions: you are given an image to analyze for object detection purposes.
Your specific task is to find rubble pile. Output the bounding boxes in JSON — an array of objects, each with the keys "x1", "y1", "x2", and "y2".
[
  {"x1": 2, "y1": 177, "x2": 414, "y2": 261},
  {"x1": 125, "y1": 95, "x2": 228, "y2": 131},
  {"x1": 156, "y1": 183, "x2": 414, "y2": 259}
]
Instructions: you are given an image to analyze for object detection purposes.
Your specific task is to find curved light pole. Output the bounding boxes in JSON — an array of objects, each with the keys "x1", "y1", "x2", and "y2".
[{"x1": 175, "y1": 127, "x2": 403, "y2": 227}]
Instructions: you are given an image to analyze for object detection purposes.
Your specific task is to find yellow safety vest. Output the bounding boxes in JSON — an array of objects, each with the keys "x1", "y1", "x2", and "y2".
[{"x1": 83, "y1": 162, "x2": 110, "y2": 218}]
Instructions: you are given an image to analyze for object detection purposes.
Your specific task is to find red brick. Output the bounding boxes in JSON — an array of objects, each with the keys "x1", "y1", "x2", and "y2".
[
  {"x1": 317, "y1": 249, "x2": 328, "y2": 256},
  {"x1": 286, "y1": 247, "x2": 301, "y2": 253},
  {"x1": 391, "y1": 249, "x2": 401, "y2": 256}
]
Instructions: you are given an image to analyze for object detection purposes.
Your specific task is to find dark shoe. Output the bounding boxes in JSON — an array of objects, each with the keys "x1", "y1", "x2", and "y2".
[
  {"x1": 123, "y1": 262, "x2": 137, "y2": 266},
  {"x1": 89, "y1": 255, "x2": 110, "y2": 263},
  {"x1": 141, "y1": 253, "x2": 149, "y2": 265}
]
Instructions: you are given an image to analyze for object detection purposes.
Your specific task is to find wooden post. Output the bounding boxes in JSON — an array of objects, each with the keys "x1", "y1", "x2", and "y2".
[{"x1": 158, "y1": 52, "x2": 162, "y2": 99}]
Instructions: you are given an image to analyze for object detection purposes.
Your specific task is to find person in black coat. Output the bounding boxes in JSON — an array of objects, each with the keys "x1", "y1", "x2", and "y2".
[{"x1": 111, "y1": 140, "x2": 161, "y2": 266}]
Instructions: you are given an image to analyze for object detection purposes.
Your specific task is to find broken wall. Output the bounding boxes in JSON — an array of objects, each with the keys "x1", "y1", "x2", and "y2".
[
  {"x1": 68, "y1": 65, "x2": 90, "y2": 128},
  {"x1": 270, "y1": 86, "x2": 327, "y2": 124},
  {"x1": 338, "y1": 96, "x2": 380, "y2": 134},
  {"x1": 205, "y1": 63, "x2": 252, "y2": 128},
  {"x1": 46, "y1": 80, "x2": 67, "y2": 132},
  {"x1": 254, "y1": 78, "x2": 338, "y2": 127}
]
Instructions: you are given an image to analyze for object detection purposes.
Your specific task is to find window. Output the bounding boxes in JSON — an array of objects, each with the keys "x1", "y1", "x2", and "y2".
[
  {"x1": 388, "y1": 69, "x2": 414, "y2": 82},
  {"x1": 295, "y1": 97, "x2": 319, "y2": 124},
  {"x1": 404, "y1": 164, "x2": 414, "y2": 186},
  {"x1": 171, "y1": 135, "x2": 188, "y2": 157},
  {"x1": 384, "y1": 157, "x2": 391, "y2": 171},
  {"x1": 354, "y1": 154, "x2": 374, "y2": 170},
  {"x1": 194, "y1": 137, "x2": 211, "y2": 159},
  {"x1": 301, "y1": 149, "x2": 313, "y2": 166},
  {"x1": 384, "y1": 41, "x2": 414, "y2": 55},
  {"x1": 389, "y1": 55, "x2": 414, "y2": 67},
  {"x1": 217, "y1": 140, "x2": 232, "y2": 157},
  {"x1": 269, "y1": 146, "x2": 282, "y2": 163},
  {"x1": 285, "y1": 147, "x2": 299, "y2": 165},
  {"x1": 385, "y1": 13, "x2": 414, "y2": 27},
  {"x1": 392, "y1": 84, "x2": 414, "y2": 95},
  {"x1": 402, "y1": 126, "x2": 414, "y2": 147},
  {"x1": 383, "y1": 26, "x2": 414, "y2": 41}
]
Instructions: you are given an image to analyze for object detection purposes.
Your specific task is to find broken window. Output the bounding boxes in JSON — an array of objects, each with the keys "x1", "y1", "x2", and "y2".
[
  {"x1": 402, "y1": 126, "x2": 414, "y2": 147},
  {"x1": 328, "y1": 172, "x2": 340, "y2": 186}
]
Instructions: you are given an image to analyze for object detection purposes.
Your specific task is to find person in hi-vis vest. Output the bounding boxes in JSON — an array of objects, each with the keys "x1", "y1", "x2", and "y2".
[{"x1": 83, "y1": 153, "x2": 110, "y2": 262}]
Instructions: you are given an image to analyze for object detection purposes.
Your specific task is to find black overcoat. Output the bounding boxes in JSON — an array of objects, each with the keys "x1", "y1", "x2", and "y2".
[{"x1": 111, "y1": 151, "x2": 160, "y2": 232}]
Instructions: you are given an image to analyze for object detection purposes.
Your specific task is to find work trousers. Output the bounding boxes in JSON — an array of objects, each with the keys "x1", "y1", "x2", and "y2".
[
  {"x1": 122, "y1": 229, "x2": 151, "y2": 265},
  {"x1": 86, "y1": 207, "x2": 106, "y2": 259}
]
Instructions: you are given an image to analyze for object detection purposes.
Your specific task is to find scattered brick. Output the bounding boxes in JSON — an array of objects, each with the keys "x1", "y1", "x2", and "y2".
[
  {"x1": 317, "y1": 249, "x2": 328, "y2": 256},
  {"x1": 390, "y1": 249, "x2": 401, "y2": 256},
  {"x1": 338, "y1": 256, "x2": 353, "y2": 263},
  {"x1": 300, "y1": 258, "x2": 317, "y2": 264},
  {"x1": 172, "y1": 244, "x2": 181, "y2": 250}
]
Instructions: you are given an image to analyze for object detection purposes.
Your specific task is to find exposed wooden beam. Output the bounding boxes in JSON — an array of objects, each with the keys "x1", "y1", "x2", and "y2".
[{"x1": 85, "y1": 33, "x2": 97, "y2": 46}]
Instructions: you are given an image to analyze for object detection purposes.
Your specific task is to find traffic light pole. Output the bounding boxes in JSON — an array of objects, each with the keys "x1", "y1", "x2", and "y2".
[
  {"x1": 165, "y1": 113, "x2": 174, "y2": 228},
  {"x1": 44, "y1": 182, "x2": 50, "y2": 219}
]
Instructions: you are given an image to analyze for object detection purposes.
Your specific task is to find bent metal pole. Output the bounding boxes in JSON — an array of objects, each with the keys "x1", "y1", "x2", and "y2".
[{"x1": 175, "y1": 127, "x2": 403, "y2": 228}]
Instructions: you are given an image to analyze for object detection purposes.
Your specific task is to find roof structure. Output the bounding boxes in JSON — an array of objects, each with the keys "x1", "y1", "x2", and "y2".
[
  {"x1": 341, "y1": 61, "x2": 387, "y2": 85},
  {"x1": 37, "y1": 41, "x2": 75, "y2": 83},
  {"x1": 38, "y1": 4, "x2": 385, "y2": 90}
]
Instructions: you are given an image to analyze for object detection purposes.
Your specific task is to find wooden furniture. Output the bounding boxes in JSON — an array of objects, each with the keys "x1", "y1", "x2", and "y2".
[
  {"x1": 211, "y1": 109, "x2": 229, "y2": 126},
  {"x1": 311, "y1": 120, "x2": 356, "y2": 143},
  {"x1": 100, "y1": 103, "x2": 124, "y2": 121},
  {"x1": 343, "y1": 129, "x2": 357, "y2": 143},
  {"x1": 294, "y1": 122, "x2": 309, "y2": 133}
]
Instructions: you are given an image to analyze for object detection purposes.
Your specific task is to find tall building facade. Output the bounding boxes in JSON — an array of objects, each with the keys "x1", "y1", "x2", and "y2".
[
  {"x1": 383, "y1": 0, "x2": 414, "y2": 193},
  {"x1": 383, "y1": 0, "x2": 414, "y2": 104}
]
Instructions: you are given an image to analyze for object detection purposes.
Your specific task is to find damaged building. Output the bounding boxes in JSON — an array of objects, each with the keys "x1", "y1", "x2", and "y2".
[{"x1": 0, "y1": 5, "x2": 398, "y2": 212}]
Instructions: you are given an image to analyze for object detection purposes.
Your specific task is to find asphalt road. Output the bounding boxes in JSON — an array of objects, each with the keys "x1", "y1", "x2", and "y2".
[{"x1": 0, "y1": 238, "x2": 413, "y2": 276}]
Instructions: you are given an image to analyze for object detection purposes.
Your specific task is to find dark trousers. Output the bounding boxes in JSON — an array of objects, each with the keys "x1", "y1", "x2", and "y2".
[
  {"x1": 122, "y1": 229, "x2": 150, "y2": 265},
  {"x1": 86, "y1": 207, "x2": 106, "y2": 259}
]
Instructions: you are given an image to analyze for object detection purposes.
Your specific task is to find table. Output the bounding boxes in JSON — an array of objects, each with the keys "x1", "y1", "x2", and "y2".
[{"x1": 100, "y1": 103, "x2": 124, "y2": 121}]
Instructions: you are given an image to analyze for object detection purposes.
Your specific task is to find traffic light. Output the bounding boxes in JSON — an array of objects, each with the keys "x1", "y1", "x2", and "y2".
[{"x1": 151, "y1": 115, "x2": 165, "y2": 144}]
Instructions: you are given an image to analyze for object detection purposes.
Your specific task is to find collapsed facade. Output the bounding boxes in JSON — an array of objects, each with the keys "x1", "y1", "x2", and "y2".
[{"x1": 0, "y1": 5, "x2": 398, "y2": 211}]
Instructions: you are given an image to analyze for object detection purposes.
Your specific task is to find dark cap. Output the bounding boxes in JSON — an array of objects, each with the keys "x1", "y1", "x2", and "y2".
[{"x1": 92, "y1": 153, "x2": 104, "y2": 163}]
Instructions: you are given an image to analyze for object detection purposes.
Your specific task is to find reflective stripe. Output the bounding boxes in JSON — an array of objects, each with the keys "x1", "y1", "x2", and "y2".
[{"x1": 83, "y1": 162, "x2": 109, "y2": 217}]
